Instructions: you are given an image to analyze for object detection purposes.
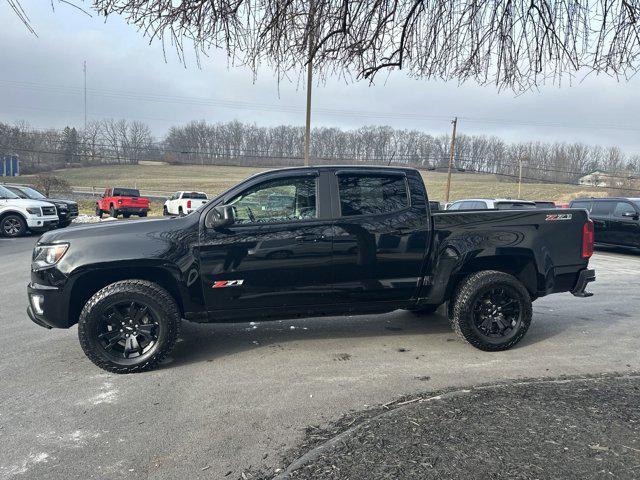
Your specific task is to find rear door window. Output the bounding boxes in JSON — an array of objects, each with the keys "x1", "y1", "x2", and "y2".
[
  {"x1": 337, "y1": 174, "x2": 409, "y2": 216},
  {"x1": 590, "y1": 201, "x2": 614, "y2": 217}
]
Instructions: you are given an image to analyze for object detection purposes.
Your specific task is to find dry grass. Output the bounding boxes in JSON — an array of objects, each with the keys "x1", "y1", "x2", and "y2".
[{"x1": 15, "y1": 164, "x2": 609, "y2": 211}]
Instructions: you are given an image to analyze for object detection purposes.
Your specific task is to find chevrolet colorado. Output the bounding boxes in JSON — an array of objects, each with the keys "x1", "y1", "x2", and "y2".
[{"x1": 27, "y1": 166, "x2": 596, "y2": 373}]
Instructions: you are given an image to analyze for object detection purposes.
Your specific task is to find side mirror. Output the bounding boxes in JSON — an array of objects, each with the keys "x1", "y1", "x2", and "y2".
[
  {"x1": 622, "y1": 211, "x2": 640, "y2": 220},
  {"x1": 207, "y1": 205, "x2": 235, "y2": 229}
]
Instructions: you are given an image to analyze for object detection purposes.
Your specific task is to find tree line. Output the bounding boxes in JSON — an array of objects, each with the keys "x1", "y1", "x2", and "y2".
[{"x1": 1, "y1": 118, "x2": 639, "y2": 185}]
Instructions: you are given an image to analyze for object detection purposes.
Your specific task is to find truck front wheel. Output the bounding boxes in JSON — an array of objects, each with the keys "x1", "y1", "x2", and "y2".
[
  {"x1": 78, "y1": 280, "x2": 181, "y2": 373},
  {"x1": 449, "y1": 271, "x2": 532, "y2": 351}
]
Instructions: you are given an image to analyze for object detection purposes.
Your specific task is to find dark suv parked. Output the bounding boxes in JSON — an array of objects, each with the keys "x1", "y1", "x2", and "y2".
[
  {"x1": 5, "y1": 184, "x2": 78, "y2": 228},
  {"x1": 569, "y1": 197, "x2": 640, "y2": 249}
]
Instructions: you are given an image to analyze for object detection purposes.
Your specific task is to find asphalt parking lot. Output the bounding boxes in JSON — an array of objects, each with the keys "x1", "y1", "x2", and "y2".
[{"x1": 1, "y1": 236, "x2": 639, "y2": 480}]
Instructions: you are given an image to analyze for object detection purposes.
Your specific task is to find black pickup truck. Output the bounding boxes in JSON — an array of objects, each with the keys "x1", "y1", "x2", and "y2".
[{"x1": 27, "y1": 166, "x2": 596, "y2": 373}]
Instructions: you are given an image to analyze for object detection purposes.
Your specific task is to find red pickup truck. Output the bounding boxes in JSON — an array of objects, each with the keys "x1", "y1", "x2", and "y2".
[{"x1": 96, "y1": 187, "x2": 150, "y2": 218}]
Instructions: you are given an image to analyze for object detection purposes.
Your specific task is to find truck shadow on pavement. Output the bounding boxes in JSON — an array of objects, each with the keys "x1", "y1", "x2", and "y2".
[{"x1": 165, "y1": 307, "x2": 571, "y2": 369}]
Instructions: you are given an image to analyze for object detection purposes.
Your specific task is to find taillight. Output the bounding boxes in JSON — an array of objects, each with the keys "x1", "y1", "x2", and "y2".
[
  {"x1": 582, "y1": 220, "x2": 594, "y2": 258},
  {"x1": 187, "y1": 200, "x2": 191, "y2": 209}
]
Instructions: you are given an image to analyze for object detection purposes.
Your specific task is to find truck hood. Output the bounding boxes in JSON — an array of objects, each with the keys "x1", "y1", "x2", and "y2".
[
  {"x1": 0, "y1": 198, "x2": 56, "y2": 209},
  {"x1": 38, "y1": 215, "x2": 196, "y2": 244}
]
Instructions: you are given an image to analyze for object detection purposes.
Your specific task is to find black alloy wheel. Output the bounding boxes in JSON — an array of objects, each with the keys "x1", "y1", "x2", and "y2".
[
  {"x1": 97, "y1": 301, "x2": 160, "y2": 360},
  {"x1": 472, "y1": 286, "x2": 522, "y2": 339}
]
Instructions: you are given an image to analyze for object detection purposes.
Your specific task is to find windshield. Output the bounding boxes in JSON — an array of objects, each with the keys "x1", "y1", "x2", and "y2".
[
  {"x1": 0, "y1": 185, "x2": 20, "y2": 199},
  {"x1": 19, "y1": 186, "x2": 47, "y2": 199},
  {"x1": 632, "y1": 199, "x2": 640, "y2": 210}
]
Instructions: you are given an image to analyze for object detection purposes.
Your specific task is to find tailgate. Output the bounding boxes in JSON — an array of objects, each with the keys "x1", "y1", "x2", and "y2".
[{"x1": 122, "y1": 196, "x2": 149, "y2": 207}]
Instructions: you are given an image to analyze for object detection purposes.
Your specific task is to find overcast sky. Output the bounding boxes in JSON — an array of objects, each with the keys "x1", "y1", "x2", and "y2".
[{"x1": 1, "y1": 1, "x2": 640, "y2": 156}]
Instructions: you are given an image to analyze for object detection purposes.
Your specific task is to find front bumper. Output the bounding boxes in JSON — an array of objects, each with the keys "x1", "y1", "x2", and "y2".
[
  {"x1": 27, "y1": 282, "x2": 70, "y2": 329},
  {"x1": 571, "y1": 268, "x2": 596, "y2": 297},
  {"x1": 26, "y1": 216, "x2": 59, "y2": 231}
]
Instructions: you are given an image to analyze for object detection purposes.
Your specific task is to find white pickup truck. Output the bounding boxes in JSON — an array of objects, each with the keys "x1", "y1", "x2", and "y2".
[
  {"x1": 163, "y1": 191, "x2": 209, "y2": 216},
  {"x1": 0, "y1": 185, "x2": 59, "y2": 237}
]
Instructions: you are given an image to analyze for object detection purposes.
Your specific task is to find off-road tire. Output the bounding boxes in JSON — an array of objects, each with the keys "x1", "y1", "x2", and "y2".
[
  {"x1": 163, "y1": 206, "x2": 169, "y2": 216},
  {"x1": 123, "y1": 213, "x2": 131, "y2": 219},
  {"x1": 449, "y1": 270, "x2": 532, "y2": 351},
  {"x1": 178, "y1": 207, "x2": 184, "y2": 217},
  {"x1": 139, "y1": 211, "x2": 148, "y2": 217},
  {"x1": 1, "y1": 214, "x2": 27, "y2": 237},
  {"x1": 109, "y1": 205, "x2": 118, "y2": 218},
  {"x1": 95, "y1": 205, "x2": 103, "y2": 218},
  {"x1": 78, "y1": 280, "x2": 181, "y2": 373}
]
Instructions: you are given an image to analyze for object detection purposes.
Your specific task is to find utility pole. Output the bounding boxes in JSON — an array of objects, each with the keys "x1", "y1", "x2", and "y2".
[
  {"x1": 445, "y1": 117, "x2": 458, "y2": 202},
  {"x1": 83, "y1": 60, "x2": 87, "y2": 133},
  {"x1": 303, "y1": 0, "x2": 314, "y2": 167},
  {"x1": 518, "y1": 156, "x2": 523, "y2": 198}
]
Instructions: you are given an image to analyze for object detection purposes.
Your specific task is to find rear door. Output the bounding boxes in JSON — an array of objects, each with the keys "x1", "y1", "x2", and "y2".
[
  {"x1": 329, "y1": 170, "x2": 430, "y2": 304},
  {"x1": 589, "y1": 200, "x2": 614, "y2": 244},
  {"x1": 609, "y1": 200, "x2": 640, "y2": 247},
  {"x1": 198, "y1": 170, "x2": 334, "y2": 311}
]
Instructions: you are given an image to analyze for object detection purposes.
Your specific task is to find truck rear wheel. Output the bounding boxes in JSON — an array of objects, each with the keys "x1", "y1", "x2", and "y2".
[
  {"x1": 449, "y1": 270, "x2": 532, "y2": 351},
  {"x1": 78, "y1": 280, "x2": 181, "y2": 373}
]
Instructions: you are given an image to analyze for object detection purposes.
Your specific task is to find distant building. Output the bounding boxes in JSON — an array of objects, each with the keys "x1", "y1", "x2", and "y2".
[
  {"x1": 1, "y1": 155, "x2": 20, "y2": 177},
  {"x1": 578, "y1": 169, "x2": 637, "y2": 188}
]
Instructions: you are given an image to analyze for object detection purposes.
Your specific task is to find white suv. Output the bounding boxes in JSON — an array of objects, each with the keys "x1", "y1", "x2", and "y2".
[
  {"x1": 163, "y1": 191, "x2": 209, "y2": 216},
  {"x1": 0, "y1": 185, "x2": 59, "y2": 237}
]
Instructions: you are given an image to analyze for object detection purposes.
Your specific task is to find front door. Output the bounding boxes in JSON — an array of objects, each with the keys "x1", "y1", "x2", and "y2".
[
  {"x1": 328, "y1": 170, "x2": 430, "y2": 304},
  {"x1": 609, "y1": 200, "x2": 640, "y2": 247},
  {"x1": 199, "y1": 172, "x2": 334, "y2": 312}
]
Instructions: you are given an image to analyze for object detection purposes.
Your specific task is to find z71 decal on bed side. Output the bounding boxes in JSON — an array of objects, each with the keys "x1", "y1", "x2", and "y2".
[{"x1": 545, "y1": 214, "x2": 572, "y2": 221}]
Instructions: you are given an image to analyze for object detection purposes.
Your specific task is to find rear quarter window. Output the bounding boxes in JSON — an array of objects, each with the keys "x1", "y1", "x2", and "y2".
[{"x1": 338, "y1": 174, "x2": 409, "y2": 216}]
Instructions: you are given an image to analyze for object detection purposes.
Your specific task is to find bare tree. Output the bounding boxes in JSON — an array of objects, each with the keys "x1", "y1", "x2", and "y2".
[{"x1": 74, "y1": 0, "x2": 640, "y2": 91}]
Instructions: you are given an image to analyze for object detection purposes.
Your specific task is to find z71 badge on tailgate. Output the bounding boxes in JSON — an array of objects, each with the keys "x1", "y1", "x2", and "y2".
[{"x1": 546, "y1": 213, "x2": 572, "y2": 221}]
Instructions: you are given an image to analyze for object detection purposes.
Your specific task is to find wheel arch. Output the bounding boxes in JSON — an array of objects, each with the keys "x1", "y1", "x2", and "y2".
[
  {"x1": 0, "y1": 209, "x2": 28, "y2": 223},
  {"x1": 440, "y1": 254, "x2": 538, "y2": 305},
  {"x1": 68, "y1": 265, "x2": 184, "y2": 327}
]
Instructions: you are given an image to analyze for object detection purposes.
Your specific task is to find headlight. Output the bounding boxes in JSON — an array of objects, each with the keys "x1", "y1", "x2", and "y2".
[
  {"x1": 56, "y1": 203, "x2": 67, "y2": 211},
  {"x1": 26, "y1": 207, "x2": 41, "y2": 215},
  {"x1": 32, "y1": 243, "x2": 69, "y2": 270}
]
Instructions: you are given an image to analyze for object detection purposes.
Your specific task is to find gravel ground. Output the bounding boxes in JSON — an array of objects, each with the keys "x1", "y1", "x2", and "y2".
[{"x1": 269, "y1": 374, "x2": 640, "y2": 480}]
